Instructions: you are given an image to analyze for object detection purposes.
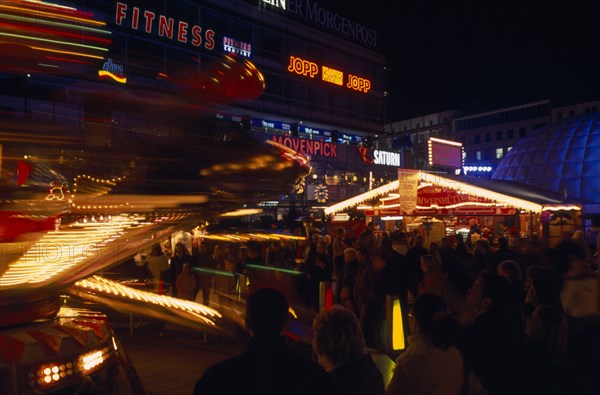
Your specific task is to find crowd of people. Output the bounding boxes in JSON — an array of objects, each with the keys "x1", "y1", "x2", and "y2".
[{"x1": 135, "y1": 223, "x2": 598, "y2": 395}]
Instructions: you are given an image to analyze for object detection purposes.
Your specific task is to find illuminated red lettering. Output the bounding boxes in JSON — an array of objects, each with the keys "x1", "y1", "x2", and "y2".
[
  {"x1": 132, "y1": 7, "x2": 139, "y2": 29},
  {"x1": 115, "y1": 2, "x2": 127, "y2": 25},
  {"x1": 178, "y1": 21, "x2": 188, "y2": 42},
  {"x1": 158, "y1": 15, "x2": 174, "y2": 38},
  {"x1": 191, "y1": 26, "x2": 202, "y2": 46},
  {"x1": 313, "y1": 141, "x2": 321, "y2": 155},
  {"x1": 143, "y1": 11, "x2": 155, "y2": 33},
  {"x1": 271, "y1": 136, "x2": 336, "y2": 158},
  {"x1": 204, "y1": 29, "x2": 215, "y2": 50}
]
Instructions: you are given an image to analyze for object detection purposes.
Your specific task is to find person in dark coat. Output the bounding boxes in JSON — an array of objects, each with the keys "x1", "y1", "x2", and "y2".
[
  {"x1": 312, "y1": 305, "x2": 384, "y2": 395},
  {"x1": 192, "y1": 288, "x2": 334, "y2": 395},
  {"x1": 457, "y1": 272, "x2": 530, "y2": 395}
]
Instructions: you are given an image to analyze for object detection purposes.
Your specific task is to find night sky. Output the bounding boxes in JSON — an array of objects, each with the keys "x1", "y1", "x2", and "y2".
[{"x1": 328, "y1": 0, "x2": 600, "y2": 121}]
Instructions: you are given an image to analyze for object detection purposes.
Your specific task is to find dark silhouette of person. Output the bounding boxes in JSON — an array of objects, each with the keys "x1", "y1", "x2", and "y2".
[
  {"x1": 457, "y1": 272, "x2": 530, "y2": 395},
  {"x1": 192, "y1": 287, "x2": 334, "y2": 395}
]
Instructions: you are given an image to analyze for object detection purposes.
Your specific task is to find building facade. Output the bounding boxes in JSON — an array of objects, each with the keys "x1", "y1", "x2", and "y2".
[{"x1": 0, "y1": 0, "x2": 392, "y2": 214}]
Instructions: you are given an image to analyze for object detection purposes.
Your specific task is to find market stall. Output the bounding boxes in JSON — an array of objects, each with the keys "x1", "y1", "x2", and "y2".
[{"x1": 324, "y1": 169, "x2": 583, "y2": 248}]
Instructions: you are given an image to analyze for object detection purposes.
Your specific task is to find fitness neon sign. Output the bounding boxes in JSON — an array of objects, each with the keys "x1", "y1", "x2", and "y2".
[{"x1": 287, "y1": 55, "x2": 371, "y2": 93}]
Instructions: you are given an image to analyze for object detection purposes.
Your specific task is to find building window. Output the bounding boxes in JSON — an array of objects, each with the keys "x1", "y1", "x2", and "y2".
[
  {"x1": 475, "y1": 135, "x2": 481, "y2": 144},
  {"x1": 569, "y1": 110, "x2": 574, "y2": 117},
  {"x1": 508, "y1": 146, "x2": 513, "y2": 152},
  {"x1": 496, "y1": 131, "x2": 502, "y2": 141},
  {"x1": 496, "y1": 148, "x2": 504, "y2": 159},
  {"x1": 485, "y1": 133, "x2": 491, "y2": 143},
  {"x1": 484, "y1": 150, "x2": 492, "y2": 160},
  {"x1": 507, "y1": 129, "x2": 514, "y2": 139},
  {"x1": 557, "y1": 112, "x2": 563, "y2": 121},
  {"x1": 519, "y1": 127, "x2": 526, "y2": 138},
  {"x1": 476, "y1": 151, "x2": 482, "y2": 160}
]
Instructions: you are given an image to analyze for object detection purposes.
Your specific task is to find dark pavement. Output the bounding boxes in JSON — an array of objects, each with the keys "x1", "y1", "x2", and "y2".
[
  {"x1": 110, "y1": 318, "x2": 248, "y2": 395},
  {"x1": 108, "y1": 316, "x2": 322, "y2": 395}
]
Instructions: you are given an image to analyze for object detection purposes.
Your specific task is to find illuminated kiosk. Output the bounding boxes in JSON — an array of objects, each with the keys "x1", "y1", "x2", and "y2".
[{"x1": 324, "y1": 169, "x2": 583, "y2": 249}]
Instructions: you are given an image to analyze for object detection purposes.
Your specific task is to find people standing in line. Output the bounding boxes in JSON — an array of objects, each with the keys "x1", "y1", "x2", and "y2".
[
  {"x1": 497, "y1": 259, "x2": 526, "y2": 332},
  {"x1": 337, "y1": 247, "x2": 359, "y2": 307},
  {"x1": 489, "y1": 236, "x2": 521, "y2": 273},
  {"x1": 265, "y1": 240, "x2": 285, "y2": 267},
  {"x1": 145, "y1": 243, "x2": 170, "y2": 293},
  {"x1": 353, "y1": 247, "x2": 376, "y2": 345},
  {"x1": 466, "y1": 218, "x2": 482, "y2": 249},
  {"x1": 192, "y1": 287, "x2": 335, "y2": 395},
  {"x1": 176, "y1": 263, "x2": 197, "y2": 301},
  {"x1": 560, "y1": 242, "x2": 600, "y2": 395},
  {"x1": 358, "y1": 221, "x2": 377, "y2": 255},
  {"x1": 312, "y1": 305, "x2": 384, "y2": 395},
  {"x1": 169, "y1": 242, "x2": 194, "y2": 295},
  {"x1": 418, "y1": 254, "x2": 447, "y2": 299},
  {"x1": 332, "y1": 227, "x2": 347, "y2": 271},
  {"x1": 406, "y1": 234, "x2": 428, "y2": 299},
  {"x1": 385, "y1": 293, "x2": 464, "y2": 395}
]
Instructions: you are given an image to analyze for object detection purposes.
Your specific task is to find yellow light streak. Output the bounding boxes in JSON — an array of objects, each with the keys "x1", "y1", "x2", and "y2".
[
  {"x1": 0, "y1": 12, "x2": 111, "y2": 34},
  {"x1": 324, "y1": 180, "x2": 399, "y2": 215},
  {"x1": 0, "y1": 3, "x2": 106, "y2": 26},
  {"x1": 0, "y1": 32, "x2": 108, "y2": 52},
  {"x1": 74, "y1": 276, "x2": 222, "y2": 325},
  {"x1": 30, "y1": 46, "x2": 105, "y2": 59},
  {"x1": 0, "y1": 215, "x2": 143, "y2": 287}
]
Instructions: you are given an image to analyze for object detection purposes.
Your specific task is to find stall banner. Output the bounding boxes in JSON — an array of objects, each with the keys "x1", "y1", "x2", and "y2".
[{"x1": 398, "y1": 169, "x2": 419, "y2": 214}]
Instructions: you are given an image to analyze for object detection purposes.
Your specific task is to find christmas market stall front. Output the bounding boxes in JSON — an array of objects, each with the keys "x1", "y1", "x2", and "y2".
[{"x1": 324, "y1": 169, "x2": 583, "y2": 248}]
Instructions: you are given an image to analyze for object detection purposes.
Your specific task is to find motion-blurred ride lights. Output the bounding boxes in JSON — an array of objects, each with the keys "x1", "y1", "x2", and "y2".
[{"x1": 28, "y1": 345, "x2": 113, "y2": 390}]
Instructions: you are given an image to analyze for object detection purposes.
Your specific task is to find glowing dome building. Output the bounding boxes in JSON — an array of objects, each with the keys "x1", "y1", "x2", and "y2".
[{"x1": 492, "y1": 112, "x2": 600, "y2": 207}]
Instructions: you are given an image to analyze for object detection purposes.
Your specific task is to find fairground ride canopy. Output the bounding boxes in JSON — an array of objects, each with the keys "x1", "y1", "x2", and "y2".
[
  {"x1": 323, "y1": 170, "x2": 581, "y2": 217},
  {"x1": 492, "y1": 112, "x2": 600, "y2": 207}
]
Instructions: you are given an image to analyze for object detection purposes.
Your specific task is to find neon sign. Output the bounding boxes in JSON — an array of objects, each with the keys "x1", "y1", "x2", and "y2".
[
  {"x1": 114, "y1": 2, "x2": 215, "y2": 50},
  {"x1": 271, "y1": 135, "x2": 337, "y2": 158},
  {"x1": 287, "y1": 55, "x2": 371, "y2": 93},
  {"x1": 98, "y1": 58, "x2": 126, "y2": 83},
  {"x1": 223, "y1": 36, "x2": 252, "y2": 58}
]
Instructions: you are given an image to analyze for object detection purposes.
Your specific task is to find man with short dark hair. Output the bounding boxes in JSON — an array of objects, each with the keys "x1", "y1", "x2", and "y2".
[
  {"x1": 458, "y1": 273, "x2": 530, "y2": 395},
  {"x1": 192, "y1": 287, "x2": 334, "y2": 395}
]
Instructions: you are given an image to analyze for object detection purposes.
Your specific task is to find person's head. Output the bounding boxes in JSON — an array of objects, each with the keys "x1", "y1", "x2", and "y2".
[
  {"x1": 366, "y1": 222, "x2": 375, "y2": 231},
  {"x1": 343, "y1": 247, "x2": 357, "y2": 263},
  {"x1": 337, "y1": 227, "x2": 346, "y2": 237},
  {"x1": 498, "y1": 236, "x2": 509, "y2": 250},
  {"x1": 413, "y1": 235, "x2": 424, "y2": 247},
  {"x1": 174, "y1": 242, "x2": 187, "y2": 256},
  {"x1": 474, "y1": 239, "x2": 489, "y2": 254},
  {"x1": 340, "y1": 286, "x2": 351, "y2": 301},
  {"x1": 323, "y1": 234, "x2": 332, "y2": 244},
  {"x1": 466, "y1": 272, "x2": 510, "y2": 314},
  {"x1": 528, "y1": 267, "x2": 561, "y2": 307},
  {"x1": 151, "y1": 243, "x2": 162, "y2": 255},
  {"x1": 410, "y1": 293, "x2": 460, "y2": 350},
  {"x1": 497, "y1": 260, "x2": 522, "y2": 283},
  {"x1": 182, "y1": 263, "x2": 191, "y2": 273},
  {"x1": 245, "y1": 288, "x2": 289, "y2": 337},
  {"x1": 312, "y1": 306, "x2": 366, "y2": 370},
  {"x1": 356, "y1": 247, "x2": 369, "y2": 264}
]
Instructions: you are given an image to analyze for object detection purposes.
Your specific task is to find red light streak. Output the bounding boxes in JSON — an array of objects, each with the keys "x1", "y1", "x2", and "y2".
[{"x1": 44, "y1": 55, "x2": 91, "y2": 64}]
